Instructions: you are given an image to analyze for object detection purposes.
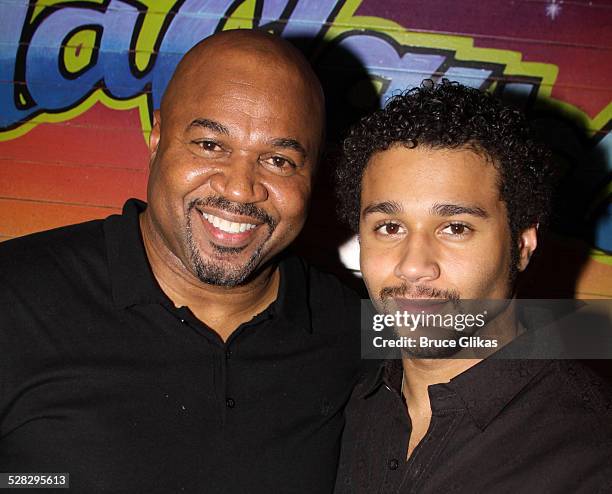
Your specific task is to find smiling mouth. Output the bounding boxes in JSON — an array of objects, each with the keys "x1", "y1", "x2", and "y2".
[{"x1": 201, "y1": 211, "x2": 258, "y2": 234}]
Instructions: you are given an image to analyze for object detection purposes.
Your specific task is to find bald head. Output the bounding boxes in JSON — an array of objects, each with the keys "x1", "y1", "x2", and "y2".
[{"x1": 160, "y1": 30, "x2": 325, "y2": 143}]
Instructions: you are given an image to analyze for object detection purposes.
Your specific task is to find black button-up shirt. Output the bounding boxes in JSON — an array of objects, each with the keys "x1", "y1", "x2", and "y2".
[
  {"x1": 0, "y1": 199, "x2": 365, "y2": 494},
  {"x1": 335, "y1": 358, "x2": 612, "y2": 493}
]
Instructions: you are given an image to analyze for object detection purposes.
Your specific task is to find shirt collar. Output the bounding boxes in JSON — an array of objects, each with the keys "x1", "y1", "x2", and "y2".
[
  {"x1": 360, "y1": 356, "x2": 550, "y2": 431},
  {"x1": 360, "y1": 358, "x2": 402, "y2": 399},
  {"x1": 105, "y1": 199, "x2": 164, "y2": 308},
  {"x1": 104, "y1": 199, "x2": 313, "y2": 332},
  {"x1": 268, "y1": 253, "x2": 313, "y2": 333}
]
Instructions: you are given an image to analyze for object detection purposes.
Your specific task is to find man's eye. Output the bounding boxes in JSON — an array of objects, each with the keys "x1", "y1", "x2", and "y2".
[
  {"x1": 375, "y1": 222, "x2": 404, "y2": 236},
  {"x1": 195, "y1": 140, "x2": 222, "y2": 152},
  {"x1": 271, "y1": 156, "x2": 289, "y2": 168},
  {"x1": 260, "y1": 155, "x2": 297, "y2": 175},
  {"x1": 441, "y1": 223, "x2": 471, "y2": 236}
]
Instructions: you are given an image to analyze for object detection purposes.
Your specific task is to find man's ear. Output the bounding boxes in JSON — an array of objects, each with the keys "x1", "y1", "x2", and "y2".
[
  {"x1": 517, "y1": 224, "x2": 538, "y2": 272},
  {"x1": 148, "y1": 110, "x2": 161, "y2": 165}
]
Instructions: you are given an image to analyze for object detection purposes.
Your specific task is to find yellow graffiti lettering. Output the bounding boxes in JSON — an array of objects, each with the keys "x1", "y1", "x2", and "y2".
[
  {"x1": 134, "y1": 0, "x2": 178, "y2": 72},
  {"x1": 62, "y1": 28, "x2": 97, "y2": 75},
  {"x1": 31, "y1": 0, "x2": 105, "y2": 23},
  {"x1": 222, "y1": 0, "x2": 256, "y2": 31},
  {"x1": 4, "y1": 0, "x2": 610, "y2": 147}
]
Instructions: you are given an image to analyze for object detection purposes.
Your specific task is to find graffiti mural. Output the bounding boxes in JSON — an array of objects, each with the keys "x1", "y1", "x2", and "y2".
[{"x1": 0, "y1": 0, "x2": 610, "y2": 296}]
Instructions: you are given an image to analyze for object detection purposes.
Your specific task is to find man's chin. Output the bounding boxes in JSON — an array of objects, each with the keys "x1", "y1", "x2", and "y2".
[
  {"x1": 189, "y1": 244, "x2": 269, "y2": 287},
  {"x1": 185, "y1": 221, "x2": 272, "y2": 286},
  {"x1": 210, "y1": 243, "x2": 247, "y2": 256},
  {"x1": 192, "y1": 259, "x2": 256, "y2": 287}
]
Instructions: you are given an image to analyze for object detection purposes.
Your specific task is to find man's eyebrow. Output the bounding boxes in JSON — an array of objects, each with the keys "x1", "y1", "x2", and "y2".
[
  {"x1": 362, "y1": 201, "x2": 403, "y2": 218},
  {"x1": 188, "y1": 118, "x2": 230, "y2": 135},
  {"x1": 270, "y1": 138, "x2": 308, "y2": 158},
  {"x1": 430, "y1": 203, "x2": 489, "y2": 218}
]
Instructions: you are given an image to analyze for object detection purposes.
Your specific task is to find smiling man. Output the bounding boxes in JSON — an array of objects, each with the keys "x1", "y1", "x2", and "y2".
[
  {"x1": 0, "y1": 31, "x2": 363, "y2": 493},
  {"x1": 139, "y1": 29, "x2": 325, "y2": 339},
  {"x1": 334, "y1": 81, "x2": 612, "y2": 492}
]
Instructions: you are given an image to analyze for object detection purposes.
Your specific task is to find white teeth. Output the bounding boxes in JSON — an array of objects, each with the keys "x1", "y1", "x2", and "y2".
[{"x1": 201, "y1": 212, "x2": 257, "y2": 234}]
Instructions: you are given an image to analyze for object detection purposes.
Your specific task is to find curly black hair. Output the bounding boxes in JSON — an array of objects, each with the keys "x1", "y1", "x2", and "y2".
[{"x1": 336, "y1": 79, "x2": 555, "y2": 271}]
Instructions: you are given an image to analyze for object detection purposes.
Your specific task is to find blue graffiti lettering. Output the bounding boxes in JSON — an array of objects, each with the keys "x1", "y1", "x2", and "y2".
[
  {"x1": 325, "y1": 34, "x2": 447, "y2": 104},
  {"x1": 0, "y1": 1, "x2": 32, "y2": 128},
  {"x1": 150, "y1": 0, "x2": 233, "y2": 108}
]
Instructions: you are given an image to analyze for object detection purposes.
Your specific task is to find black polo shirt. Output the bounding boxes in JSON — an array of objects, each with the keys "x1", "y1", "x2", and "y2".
[
  {"x1": 0, "y1": 199, "x2": 365, "y2": 494},
  {"x1": 335, "y1": 358, "x2": 612, "y2": 493}
]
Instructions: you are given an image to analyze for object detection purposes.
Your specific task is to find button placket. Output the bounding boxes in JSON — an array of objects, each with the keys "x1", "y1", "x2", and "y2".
[{"x1": 224, "y1": 345, "x2": 233, "y2": 410}]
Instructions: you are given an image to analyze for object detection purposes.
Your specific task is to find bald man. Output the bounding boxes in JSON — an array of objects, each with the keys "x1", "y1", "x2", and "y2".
[{"x1": 0, "y1": 31, "x2": 364, "y2": 493}]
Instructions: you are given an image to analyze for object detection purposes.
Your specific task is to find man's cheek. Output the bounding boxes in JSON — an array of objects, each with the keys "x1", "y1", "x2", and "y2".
[
  {"x1": 277, "y1": 196, "x2": 309, "y2": 229},
  {"x1": 360, "y1": 258, "x2": 385, "y2": 290}
]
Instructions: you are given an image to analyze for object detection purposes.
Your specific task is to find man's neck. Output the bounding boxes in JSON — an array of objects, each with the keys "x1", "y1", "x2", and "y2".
[
  {"x1": 400, "y1": 355, "x2": 481, "y2": 460},
  {"x1": 139, "y1": 213, "x2": 280, "y2": 341},
  {"x1": 402, "y1": 356, "x2": 480, "y2": 412}
]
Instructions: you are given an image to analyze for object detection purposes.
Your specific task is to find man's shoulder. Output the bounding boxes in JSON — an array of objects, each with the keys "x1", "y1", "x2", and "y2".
[
  {"x1": 0, "y1": 218, "x2": 106, "y2": 257},
  {"x1": 294, "y1": 257, "x2": 364, "y2": 325},
  {"x1": 339, "y1": 361, "x2": 387, "y2": 427},
  {"x1": 281, "y1": 255, "x2": 365, "y2": 348},
  {"x1": 302, "y1": 259, "x2": 362, "y2": 304},
  {"x1": 0, "y1": 219, "x2": 107, "y2": 282},
  {"x1": 519, "y1": 359, "x2": 612, "y2": 440},
  {"x1": 551, "y1": 360, "x2": 612, "y2": 413},
  {"x1": 519, "y1": 360, "x2": 612, "y2": 476}
]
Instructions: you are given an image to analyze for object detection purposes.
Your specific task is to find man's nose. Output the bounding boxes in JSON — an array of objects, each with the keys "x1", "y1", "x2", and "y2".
[
  {"x1": 209, "y1": 156, "x2": 268, "y2": 203},
  {"x1": 393, "y1": 232, "x2": 440, "y2": 284}
]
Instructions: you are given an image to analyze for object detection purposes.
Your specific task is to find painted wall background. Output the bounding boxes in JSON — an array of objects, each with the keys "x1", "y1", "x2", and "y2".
[{"x1": 0, "y1": 0, "x2": 610, "y2": 297}]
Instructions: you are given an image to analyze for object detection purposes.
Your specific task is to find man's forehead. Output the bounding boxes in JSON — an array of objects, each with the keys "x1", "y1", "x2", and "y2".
[
  {"x1": 163, "y1": 47, "x2": 320, "y2": 127},
  {"x1": 175, "y1": 82, "x2": 314, "y2": 137},
  {"x1": 361, "y1": 145, "x2": 503, "y2": 211},
  {"x1": 180, "y1": 58, "x2": 307, "y2": 99}
]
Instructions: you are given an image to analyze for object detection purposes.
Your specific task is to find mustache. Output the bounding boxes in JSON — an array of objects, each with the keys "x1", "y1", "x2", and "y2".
[
  {"x1": 379, "y1": 283, "x2": 460, "y2": 303},
  {"x1": 188, "y1": 196, "x2": 277, "y2": 228}
]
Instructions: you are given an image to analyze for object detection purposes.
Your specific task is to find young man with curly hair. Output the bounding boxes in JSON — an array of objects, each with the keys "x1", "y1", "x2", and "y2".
[{"x1": 333, "y1": 81, "x2": 612, "y2": 493}]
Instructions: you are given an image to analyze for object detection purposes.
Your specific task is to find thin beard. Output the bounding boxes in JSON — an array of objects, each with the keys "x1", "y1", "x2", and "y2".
[
  {"x1": 212, "y1": 244, "x2": 246, "y2": 255},
  {"x1": 192, "y1": 242, "x2": 265, "y2": 286},
  {"x1": 184, "y1": 204, "x2": 275, "y2": 287}
]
